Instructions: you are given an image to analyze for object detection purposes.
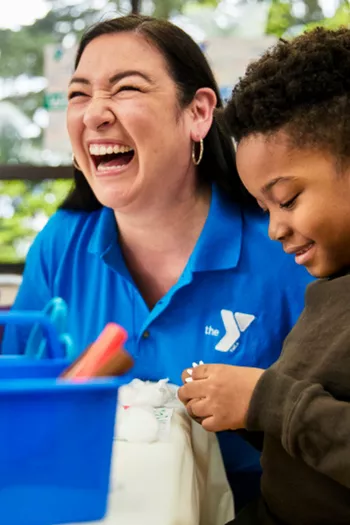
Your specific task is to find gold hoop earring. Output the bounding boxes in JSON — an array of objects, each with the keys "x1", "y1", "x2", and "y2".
[
  {"x1": 192, "y1": 139, "x2": 204, "y2": 166},
  {"x1": 72, "y1": 155, "x2": 81, "y2": 171}
]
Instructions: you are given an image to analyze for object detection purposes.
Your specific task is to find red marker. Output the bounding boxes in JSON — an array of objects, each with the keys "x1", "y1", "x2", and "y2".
[{"x1": 62, "y1": 323, "x2": 132, "y2": 380}]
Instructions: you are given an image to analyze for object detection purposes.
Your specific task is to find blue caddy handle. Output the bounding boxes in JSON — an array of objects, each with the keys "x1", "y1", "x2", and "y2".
[{"x1": 0, "y1": 311, "x2": 64, "y2": 359}]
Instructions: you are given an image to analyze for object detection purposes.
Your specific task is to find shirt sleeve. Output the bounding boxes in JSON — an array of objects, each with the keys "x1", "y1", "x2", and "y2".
[
  {"x1": 235, "y1": 429, "x2": 264, "y2": 452},
  {"x1": 1, "y1": 223, "x2": 54, "y2": 355},
  {"x1": 246, "y1": 367, "x2": 350, "y2": 489}
]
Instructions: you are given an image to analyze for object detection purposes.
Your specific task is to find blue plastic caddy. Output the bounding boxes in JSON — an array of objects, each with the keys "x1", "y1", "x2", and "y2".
[{"x1": 0, "y1": 311, "x2": 120, "y2": 525}]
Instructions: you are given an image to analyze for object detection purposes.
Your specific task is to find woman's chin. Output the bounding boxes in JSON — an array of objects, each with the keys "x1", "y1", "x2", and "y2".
[{"x1": 94, "y1": 187, "x2": 133, "y2": 212}]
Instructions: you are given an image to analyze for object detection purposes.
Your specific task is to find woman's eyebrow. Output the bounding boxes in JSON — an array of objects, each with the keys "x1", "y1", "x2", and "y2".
[{"x1": 69, "y1": 70, "x2": 153, "y2": 86}]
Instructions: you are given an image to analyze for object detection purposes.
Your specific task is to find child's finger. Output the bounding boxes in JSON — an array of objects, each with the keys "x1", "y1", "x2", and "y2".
[{"x1": 181, "y1": 367, "x2": 193, "y2": 384}]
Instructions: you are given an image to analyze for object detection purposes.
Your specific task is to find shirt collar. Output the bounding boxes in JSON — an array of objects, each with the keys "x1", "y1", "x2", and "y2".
[
  {"x1": 89, "y1": 207, "x2": 131, "y2": 278},
  {"x1": 88, "y1": 184, "x2": 243, "y2": 273},
  {"x1": 188, "y1": 185, "x2": 243, "y2": 272},
  {"x1": 88, "y1": 207, "x2": 118, "y2": 256}
]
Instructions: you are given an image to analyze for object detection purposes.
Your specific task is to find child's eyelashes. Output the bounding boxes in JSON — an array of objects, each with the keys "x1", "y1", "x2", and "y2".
[{"x1": 279, "y1": 194, "x2": 300, "y2": 210}]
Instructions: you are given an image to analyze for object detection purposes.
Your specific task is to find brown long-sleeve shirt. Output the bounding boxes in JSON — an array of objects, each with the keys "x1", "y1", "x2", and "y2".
[{"x1": 246, "y1": 273, "x2": 350, "y2": 525}]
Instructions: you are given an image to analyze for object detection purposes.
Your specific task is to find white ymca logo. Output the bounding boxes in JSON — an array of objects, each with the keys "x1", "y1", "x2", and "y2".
[{"x1": 205, "y1": 310, "x2": 255, "y2": 352}]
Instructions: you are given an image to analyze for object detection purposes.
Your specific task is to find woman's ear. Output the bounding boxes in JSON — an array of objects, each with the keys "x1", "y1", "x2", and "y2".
[{"x1": 189, "y1": 87, "x2": 217, "y2": 141}]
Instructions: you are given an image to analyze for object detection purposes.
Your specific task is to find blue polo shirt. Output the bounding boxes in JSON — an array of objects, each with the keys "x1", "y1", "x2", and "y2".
[{"x1": 2, "y1": 185, "x2": 313, "y2": 473}]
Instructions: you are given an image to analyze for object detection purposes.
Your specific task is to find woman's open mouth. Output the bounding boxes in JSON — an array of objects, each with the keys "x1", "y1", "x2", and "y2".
[{"x1": 89, "y1": 143, "x2": 135, "y2": 175}]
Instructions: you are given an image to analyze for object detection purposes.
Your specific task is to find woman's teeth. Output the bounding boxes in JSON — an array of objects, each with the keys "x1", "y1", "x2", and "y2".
[
  {"x1": 89, "y1": 144, "x2": 133, "y2": 155},
  {"x1": 88, "y1": 143, "x2": 135, "y2": 173},
  {"x1": 97, "y1": 164, "x2": 126, "y2": 172}
]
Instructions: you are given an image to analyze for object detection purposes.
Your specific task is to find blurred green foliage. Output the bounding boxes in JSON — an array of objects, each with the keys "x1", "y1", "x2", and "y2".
[
  {"x1": 0, "y1": 179, "x2": 72, "y2": 262},
  {"x1": 266, "y1": 0, "x2": 349, "y2": 37},
  {"x1": 305, "y1": 2, "x2": 350, "y2": 31}
]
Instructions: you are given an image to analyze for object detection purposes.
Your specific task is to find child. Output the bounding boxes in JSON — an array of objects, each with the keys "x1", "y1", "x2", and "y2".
[{"x1": 178, "y1": 27, "x2": 350, "y2": 524}]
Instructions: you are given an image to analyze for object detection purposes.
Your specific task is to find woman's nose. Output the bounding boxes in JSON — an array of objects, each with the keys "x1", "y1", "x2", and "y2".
[{"x1": 83, "y1": 97, "x2": 116, "y2": 131}]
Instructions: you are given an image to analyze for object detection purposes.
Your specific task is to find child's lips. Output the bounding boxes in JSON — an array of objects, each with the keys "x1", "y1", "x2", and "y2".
[
  {"x1": 284, "y1": 241, "x2": 314, "y2": 255},
  {"x1": 294, "y1": 243, "x2": 315, "y2": 265}
]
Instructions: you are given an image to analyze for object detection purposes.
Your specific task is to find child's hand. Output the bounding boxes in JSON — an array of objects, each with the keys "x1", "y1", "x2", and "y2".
[
  {"x1": 178, "y1": 363, "x2": 264, "y2": 432},
  {"x1": 181, "y1": 361, "x2": 204, "y2": 384},
  {"x1": 181, "y1": 368, "x2": 192, "y2": 384},
  {"x1": 181, "y1": 362, "x2": 205, "y2": 424}
]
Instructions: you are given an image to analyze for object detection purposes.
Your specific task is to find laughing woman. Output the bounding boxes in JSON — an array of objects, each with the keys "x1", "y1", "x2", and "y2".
[{"x1": 2, "y1": 15, "x2": 312, "y2": 511}]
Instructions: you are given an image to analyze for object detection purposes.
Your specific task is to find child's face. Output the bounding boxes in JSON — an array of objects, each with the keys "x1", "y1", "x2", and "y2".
[{"x1": 236, "y1": 131, "x2": 350, "y2": 278}]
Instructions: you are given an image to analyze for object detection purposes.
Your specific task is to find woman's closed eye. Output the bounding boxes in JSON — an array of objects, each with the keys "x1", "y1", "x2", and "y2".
[
  {"x1": 117, "y1": 85, "x2": 142, "y2": 93},
  {"x1": 279, "y1": 194, "x2": 299, "y2": 210},
  {"x1": 68, "y1": 91, "x2": 88, "y2": 100}
]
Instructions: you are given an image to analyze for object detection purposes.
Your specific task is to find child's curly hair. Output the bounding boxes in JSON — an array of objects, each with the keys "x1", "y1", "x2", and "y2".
[{"x1": 224, "y1": 27, "x2": 350, "y2": 163}]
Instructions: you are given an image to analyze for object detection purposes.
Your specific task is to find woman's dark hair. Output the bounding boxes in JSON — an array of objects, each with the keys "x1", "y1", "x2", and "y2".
[
  {"x1": 61, "y1": 14, "x2": 254, "y2": 211},
  {"x1": 224, "y1": 27, "x2": 350, "y2": 167}
]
